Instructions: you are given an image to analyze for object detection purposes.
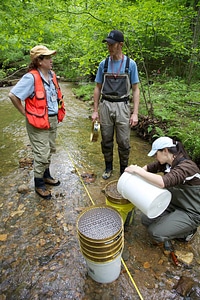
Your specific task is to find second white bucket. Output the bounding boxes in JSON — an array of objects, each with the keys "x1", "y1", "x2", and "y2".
[
  {"x1": 85, "y1": 253, "x2": 122, "y2": 284},
  {"x1": 117, "y1": 172, "x2": 171, "y2": 218}
]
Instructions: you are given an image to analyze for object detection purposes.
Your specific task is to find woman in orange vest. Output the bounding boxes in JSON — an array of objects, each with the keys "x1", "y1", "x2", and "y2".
[{"x1": 9, "y1": 45, "x2": 65, "y2": 200}]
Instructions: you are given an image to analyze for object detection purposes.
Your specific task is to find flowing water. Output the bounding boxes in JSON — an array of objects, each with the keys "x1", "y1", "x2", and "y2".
[{"x1": 0, "y1": 82, "x2": 200, "y2": 299}]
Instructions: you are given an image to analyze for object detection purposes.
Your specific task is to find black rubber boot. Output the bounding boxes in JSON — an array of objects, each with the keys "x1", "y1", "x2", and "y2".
[
  {"x1": 43, "y1": 168, "x2": 60, "y2": 186},
  {"x1": 34, "y1": 177, "x2": 51, "y2": 200},
  {"x1": 120, "y1": 165, "x2": 127, "y2": 175},
  {"x1": 105, "y1": 161, "x2": 113, "y2": 171},
  {"x1": 102, "y1": 161, "x2": 113, "y2": 180},
  {"x1": 43, "y1": 168, "x2": 51, "y2": 178}
]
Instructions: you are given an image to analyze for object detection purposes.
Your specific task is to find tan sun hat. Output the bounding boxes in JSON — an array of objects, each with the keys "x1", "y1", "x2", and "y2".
[{"x1": 30, "y1": 45, "x2": 56, "y2": 60}]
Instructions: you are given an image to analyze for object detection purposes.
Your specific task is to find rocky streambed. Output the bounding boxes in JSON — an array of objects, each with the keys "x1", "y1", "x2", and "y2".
[{"x1": 0, "y1": 83, "x2": 200, "y2": 300}]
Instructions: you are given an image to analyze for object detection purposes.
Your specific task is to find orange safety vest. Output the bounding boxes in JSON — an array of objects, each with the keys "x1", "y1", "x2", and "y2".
[{"x1": 25, "y1": 70, "x2": 64, "y2": 129}]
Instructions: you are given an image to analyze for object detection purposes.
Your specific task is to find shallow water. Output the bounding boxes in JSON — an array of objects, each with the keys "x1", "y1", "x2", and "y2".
[
  {"x1": 0, "y1": 82, "x2": 199, "y2": 299},
  {"x1": 0, "y1": 90, "x2": 27, "y2": 176}
]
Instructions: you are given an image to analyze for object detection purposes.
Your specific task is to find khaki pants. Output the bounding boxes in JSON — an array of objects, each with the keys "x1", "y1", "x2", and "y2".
[
  {"x1": 26, "y1": 116, "x2": 58, "y2": 178},
  {"x1": 99, "y1": 100, "x2": 131, "y2": 166}
]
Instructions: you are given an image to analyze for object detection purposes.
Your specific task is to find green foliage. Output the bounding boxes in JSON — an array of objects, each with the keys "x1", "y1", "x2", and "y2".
[
  {"x1": 167, "y1": 121, "x2": 200, "y2": 161},
  {"x1": 72, "y1": 83, "x2": 95, "y2": 101},
  {"x1": 0, "y1": 0, "x2": 199, "y2": 81},
  {"x1": 0, "y1": 70, "x2": 6, "y2": 80},
  {"x1": 153, "y1": 127, "x2": 165, "y2": 138},
  {"x1": 142, "y1": 78, "x2": 200, "y2": 161}
]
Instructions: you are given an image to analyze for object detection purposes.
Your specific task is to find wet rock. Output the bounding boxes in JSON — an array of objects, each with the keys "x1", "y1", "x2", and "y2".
[
  {"x1": 174, "y1": 276, "x2": 195, "y2": 297},
  {"x1": 175, "y1": 250, "x2": 194, "y2": 265},
  {"x1": 158, "y1": 281, "x2": 165, "y2": 287},
  {"x1": 54, "y1": 191, "x2": 66, "y2": 198},
  {"x1": 19, "y1": 157, "x2": 33, "y2": 168},
  {"x1": 100, "y1": 291, "x2": 112, "y2": 300},
  {"x1": 38, "y1": 255, "x2": 53, "y2": 266},
  {"x1": 31, "y1": 225, "x2": 43, "y2": 236},
  {"x1": 122, "y1": 248, "x2": 129, "y2": 261},
  {"x1": 189, "y1": 285, "x2": 200, "y2": 300},
  {"x1": 81, "y1": 172, "x2": 96, "y2": 184},
  {"x1": 196, "y1": 258, "x2": 200, "y2": 264},
  {"x1": 44, "y1": 226, "x2": 53, "y2": 234},
  {"x1": 165, "y1": 270, "x2": 174, "y2": 278},
  {"x1": 17, "y1": 184, "x2": 29, "y2": 194},
  {"x1": 10, "y1": 205, "x2": 25, "y2": 217},
  {"x1": 158, "y1": 258, "x2": 164, "y2": 265},
  {"x1": 144, "y1": 280, "x2": 155, "y2": 289}
]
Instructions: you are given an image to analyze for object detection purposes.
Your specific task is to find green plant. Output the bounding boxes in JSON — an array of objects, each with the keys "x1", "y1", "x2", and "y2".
[
  {"x1": 72, "y1": 83, "x2": 94, "y2": 101},
  {"x1": 0, "y1": 70, "x2": 6, "y2": 80}
]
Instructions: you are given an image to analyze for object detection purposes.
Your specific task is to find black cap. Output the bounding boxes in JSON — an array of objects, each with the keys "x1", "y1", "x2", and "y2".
[{"x1": 102, "y1": 30, "x2": 124, "y2": 44}]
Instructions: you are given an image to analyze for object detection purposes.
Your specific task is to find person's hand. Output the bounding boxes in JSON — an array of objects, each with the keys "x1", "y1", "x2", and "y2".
[
  {"x1": 125, "y1": 164, "x2": 142, "y2": 175},
  {"x1": 92, "y1": 111, "x2": 99, "y2": 122},
  {"x1": 129, "y1": 113, "x2": 138, "y2": 127}
]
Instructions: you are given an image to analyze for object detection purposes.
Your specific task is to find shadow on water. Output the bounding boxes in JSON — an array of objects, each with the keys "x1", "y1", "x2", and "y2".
[{"x1": 0, "y1": 82, "x2": 199, "y2": 299}]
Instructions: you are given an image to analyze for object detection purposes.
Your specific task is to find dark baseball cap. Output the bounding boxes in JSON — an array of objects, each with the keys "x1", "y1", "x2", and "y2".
[{"x1": 102, "y1": 30, "x2": 124, "y2": 44}]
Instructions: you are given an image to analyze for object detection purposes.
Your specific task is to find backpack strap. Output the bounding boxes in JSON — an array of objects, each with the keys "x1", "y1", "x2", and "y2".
[
  {"x1": 125, "y1": 56, "x2": 130, "y2": 73},
  {"x1": 103, "y1": 56, "x2": 130, "y2": 74},
  {"x1": 104, "y1": 56, "x2": 109, "y2": 73}
]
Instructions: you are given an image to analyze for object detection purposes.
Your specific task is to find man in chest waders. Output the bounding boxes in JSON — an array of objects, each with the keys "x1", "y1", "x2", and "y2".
[{"x1": 92, "y1": 30, "x2": 140, "y2": 179}]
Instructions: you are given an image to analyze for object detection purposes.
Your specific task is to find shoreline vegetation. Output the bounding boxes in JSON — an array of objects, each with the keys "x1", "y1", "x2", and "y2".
[{"x1": 72, "y1": 79, "x2": 200, "y2": 168}]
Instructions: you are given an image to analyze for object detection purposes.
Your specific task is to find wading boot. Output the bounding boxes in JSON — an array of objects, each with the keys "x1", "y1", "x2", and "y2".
[
  {"x1": 35, "y1": 177, "x2": 51, "y2": 200},
  {"x1": 43, "y1": 168, "x2": 60, "y2": 186},
  {"x1": 102, "y1": 161, "x2": 113, "y2": 180},
  {"x1": 120, "y1": 165, "x2": 127, "y2": 176}
]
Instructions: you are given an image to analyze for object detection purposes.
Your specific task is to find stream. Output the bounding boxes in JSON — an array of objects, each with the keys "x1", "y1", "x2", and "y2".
[{"x1": 0, "y1": 82, "x2": 200, "y2": 300}]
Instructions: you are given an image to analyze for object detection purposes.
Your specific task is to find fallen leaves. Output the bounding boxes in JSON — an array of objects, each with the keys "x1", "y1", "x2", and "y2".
[
  {"x1": 0, "y1": 234, "x2": 8, "y2": 241},
  {"x1": 143, "y1": 261, "x2": 151, "y2": 269}
]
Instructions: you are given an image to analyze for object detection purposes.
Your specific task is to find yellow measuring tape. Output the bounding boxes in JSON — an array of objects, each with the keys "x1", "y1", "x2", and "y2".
[{"x1": 59, "y1": 136, "x2": 144, "y2": 300}]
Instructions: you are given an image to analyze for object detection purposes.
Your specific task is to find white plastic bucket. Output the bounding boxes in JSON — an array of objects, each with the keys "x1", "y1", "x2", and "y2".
[
  {"x1": 76, "y1": 205, "x2": 124, "y2": 283},
  {"x1": 117, "y1": 172, "x2": 171, "y2": 218},
  {"x1": 85, "y1": 252, "x2": 122, "y2": 283}
]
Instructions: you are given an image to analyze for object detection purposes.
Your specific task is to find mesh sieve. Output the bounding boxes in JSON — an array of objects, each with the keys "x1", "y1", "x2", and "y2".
[{"x1": 77, "y1": 206, "x2": 123, "y2": 240}]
